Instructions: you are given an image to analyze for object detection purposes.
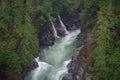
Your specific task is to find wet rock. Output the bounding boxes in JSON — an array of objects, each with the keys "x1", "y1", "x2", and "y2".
[
  {"x1": 22, "y1": 59, "x2": 38, "y2": 80},
  {"x1": 30, "y1": 11, "x2": 81, "y2": 47},
  {"x1": 56, "y1": 27, "x2": 66, "y2": 36},
  {"x1": 54, "y1": 18, "x2": 66, "y2": 36},
  {"x1": 38, "y1": 22, "x2": 55, "y2": 47},
  {"x1": 63, "y1": 33, "x2": 97, "y2": 80},
  {"x1": 33, "y1": 48, "x2": 40, "y2": 58},
  {"x1": 62, "y1": 73, "x2": 73, "y2": 80},
  {"x1": 86, "y1": 77, "x2": 91, "y2": 80},
  {"x1": 63, "y1": 51, "x2": 89, "y2": 80},
  {"x1": 29, "y1": 59, "x2": 38, "y2": 70},
  {"x1": 67, "y1": 53, "x2": 79, "y2": 73},
  {"x1": 30, "y1": 11, "x2": 56, "y2": 47},
  {"x1": 61, "y1": 12, "x2": 81, "y2": 31},
  {"x1": 75, "y1": 33, "x2": 84, "y2": 47}
]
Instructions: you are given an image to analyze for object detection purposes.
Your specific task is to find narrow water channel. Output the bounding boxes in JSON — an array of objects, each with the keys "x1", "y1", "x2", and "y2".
[{"x1": 25, "y1": 30, "x2": 80, "y2": 80}]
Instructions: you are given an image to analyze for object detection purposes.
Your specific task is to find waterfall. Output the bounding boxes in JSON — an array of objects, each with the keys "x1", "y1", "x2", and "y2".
[
  {"x1": 51, "y1": 21, "x2": 59, "y2": 39},
  {"x1": 58, "y1": 16, "x2": 68, "y2": 34},
  {"x1": 49, "y1": 59, "x2": 71, "y2": 80},
  {"x1": 49, "y1": 17, "x2": 59, "y2": 39},
  {"x1": 29, "y1": 57, "x2": 53, "y2": 80},
  {"x1": 24, "y1": 30, "x2": 80, "y2": 80}
]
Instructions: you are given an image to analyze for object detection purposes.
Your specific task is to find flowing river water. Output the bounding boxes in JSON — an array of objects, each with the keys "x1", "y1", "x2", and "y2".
[{"x1": 24, "y1": 30, "x2": 80, "y2": 80}]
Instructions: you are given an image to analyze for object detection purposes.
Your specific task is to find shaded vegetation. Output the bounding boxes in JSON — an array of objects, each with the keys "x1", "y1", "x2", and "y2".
[
  {"x1": 79, "y1": 0, "x2": 120, "y2": 80},
  {"x1": 0, "y1": 0, "x2": 120, "y2": 80},
  {"x1": 0, "y1": 0, "x2": 80, "y2": 80}
]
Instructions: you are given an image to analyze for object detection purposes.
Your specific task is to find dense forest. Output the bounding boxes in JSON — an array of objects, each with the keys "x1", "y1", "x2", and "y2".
[{"x1": 0, "y1": 0, "x2": 120, "y2": 80}]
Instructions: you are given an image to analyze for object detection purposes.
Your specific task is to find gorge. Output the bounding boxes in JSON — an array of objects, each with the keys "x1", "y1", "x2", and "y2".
[
  {"x1": 25, "y1": 29, "x2": 80, "y2": 80},
  {"x1": 0, "y1": 0, "x2": 120, "y2": 80}
]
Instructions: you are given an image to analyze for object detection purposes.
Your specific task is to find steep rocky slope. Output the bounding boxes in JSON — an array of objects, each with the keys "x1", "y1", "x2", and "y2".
[
  {"x1": 63, "y1": 17, "x2": 97, "y2": 80},
  {"x1": 22, "y1": 11, "x2": 81, "y2": 79}
]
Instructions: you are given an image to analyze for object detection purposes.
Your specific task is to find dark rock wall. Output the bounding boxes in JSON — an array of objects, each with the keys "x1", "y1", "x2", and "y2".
[
  {"x1": 22, "y1": 11, "x2": 81, "y2": 80},
  {"x1": 36, "y1": 12, "x2": 81, "y2": 47},
  {"x1": 54, "y1": 17, "x2": 67, "y2": 36},
  {"x1": 22, "y1": 59, "x2": 38, "y2": 80},
  {"x1": 63, "y1": 17, "x2": 97, "y2": 80},
  {"x1": 38, "y1": 22, "x2": 55, "y2": 47},
  {"x1": 63, "y1": 36, "x2": 96, "y2": 80},
  {"x1": 75, "y1": 33, "x2": 84, "y2": 47},
  {"x1": 61, "y1": 12, "x2": 81, "y2": 31}
]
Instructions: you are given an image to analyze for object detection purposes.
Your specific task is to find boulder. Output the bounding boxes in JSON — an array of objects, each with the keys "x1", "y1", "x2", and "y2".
[
  {"x1": 62, "y1": 73, "x2": 73, "y2": 80},
  {"x1": 21, "y1": 59, "x2": 38, "y2": 80}
]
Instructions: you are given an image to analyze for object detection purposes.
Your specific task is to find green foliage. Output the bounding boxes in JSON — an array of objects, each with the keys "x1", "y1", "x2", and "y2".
[
  {"x1": 62, "y1": 0, "x2": 80, "y2": 13},
  {"x1": 1, "y1": 0, "x2": 119, "y2": 80},
  {"x1": 0, "y1": 0, "x2": 81, "y2": 79},
  {"x1": 30, "y1": 0, "x2": 81, "y2": 23},
  {"x1": 80, "y1": 0, "x2": 100, "y2": 32},
  {"x1": 0, "y1": 0, "x2": 38, "y2": 79},
  {"x1": 86, "y1": 0, "x2": 120, "y2": 80}
]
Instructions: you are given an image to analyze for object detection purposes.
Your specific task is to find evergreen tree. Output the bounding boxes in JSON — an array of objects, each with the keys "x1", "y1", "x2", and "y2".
[{"x1": 0, "y1": 0, "x2": 38, "y2": 79}]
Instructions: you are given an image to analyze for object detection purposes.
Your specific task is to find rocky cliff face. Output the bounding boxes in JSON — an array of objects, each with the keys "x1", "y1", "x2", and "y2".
[
  {"x1": 63, "y1": 37, "x2": 96, "y2": 80},
  {"x1": 38, "y1": 22, "x2": 56, "y2": 46},
  {"x1": 21, "y1": 59, "x2": 38, "y2": 80},
  {"x1": 61, "y1": 12, "x2": 81, "y2": 31},
  {"x1": 22, "y1": 11, "x2": 81, "y2": 79},
  {"x1": 36, "y1": 12, "x2": 81, "y2": 47},
  {"x1": 63, "y1": 17, "x2": 97, "y2": 80}
]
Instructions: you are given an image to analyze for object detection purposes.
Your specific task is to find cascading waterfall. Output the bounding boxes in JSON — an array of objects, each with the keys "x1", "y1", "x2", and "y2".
[
  {"x1": 51, "y1": 21, "x2": 59, "y2": 39},
  {"x1": 24, "y1": 30, "x2": 80, "y2": 80},
  {"x1": 49, "y1": 17, "x2": 59, "y2": 39},
  {"x1": 30, "y1": 57, "x2": 53, "y2": 80},
  {"x1": 58, "y1": 16, "x2": 68, "y2": 34}
]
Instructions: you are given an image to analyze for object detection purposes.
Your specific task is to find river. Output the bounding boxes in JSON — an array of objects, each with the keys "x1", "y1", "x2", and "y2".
[{"x1": 24, "y1": 30, "x2": 80, "y2": 80}]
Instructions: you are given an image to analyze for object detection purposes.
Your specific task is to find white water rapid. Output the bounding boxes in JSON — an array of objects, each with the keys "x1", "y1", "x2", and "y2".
[
  {"x1": 24, "y1": 30, "x2": 80, "y2": 80},
  {"x1": 58, "y1": 16, "x2": 68, "y2": 34}
]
